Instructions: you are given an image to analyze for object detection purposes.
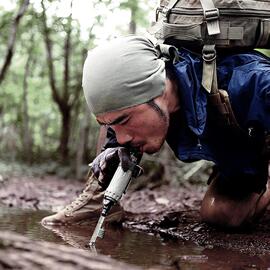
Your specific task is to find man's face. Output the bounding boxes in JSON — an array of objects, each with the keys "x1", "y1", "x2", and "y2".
[{"x1": 96, "y1": 101, "x2": 169, "y2": 154}]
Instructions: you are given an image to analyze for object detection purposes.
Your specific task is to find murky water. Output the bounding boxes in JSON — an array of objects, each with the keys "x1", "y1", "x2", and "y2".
[{"x1": 1, "y1": 206, "x2": 270, "y2": 269}]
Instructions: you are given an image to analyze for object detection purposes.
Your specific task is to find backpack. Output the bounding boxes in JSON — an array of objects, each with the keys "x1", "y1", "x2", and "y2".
[{"x1": 151, "y1": 0, "x2": 270, "y2": 128}]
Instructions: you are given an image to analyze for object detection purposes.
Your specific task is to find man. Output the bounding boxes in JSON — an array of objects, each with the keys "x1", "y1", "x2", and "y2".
[{"x1": 42, "y1": 35, "x2": 270, "y2": 228}]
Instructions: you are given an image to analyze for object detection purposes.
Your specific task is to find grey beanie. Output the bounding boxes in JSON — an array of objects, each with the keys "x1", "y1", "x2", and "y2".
[{"x1": 82, "y1": 35, "x2": 166, "y2": 115}]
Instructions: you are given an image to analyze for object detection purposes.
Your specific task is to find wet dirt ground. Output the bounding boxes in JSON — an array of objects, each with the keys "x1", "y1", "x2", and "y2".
[
  {"x1": 1, "y1": 175, "x2": 270, "y2": 266},
  {"x1": 2, "y1": 206, "x2": 270, "y2": 270}
]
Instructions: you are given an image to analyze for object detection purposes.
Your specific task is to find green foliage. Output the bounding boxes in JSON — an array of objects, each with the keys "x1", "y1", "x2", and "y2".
[
  {"x1": 119, "y1": 0, "x2": 150, "y2": 28},
  {"x1": 0, "y1": 0, "x2": 153, "y2": 167}
]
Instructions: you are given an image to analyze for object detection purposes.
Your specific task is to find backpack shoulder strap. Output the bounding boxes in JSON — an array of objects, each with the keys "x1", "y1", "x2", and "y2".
[{"x1": 200, "y1": 0, "x2": 220, "y2": 35}]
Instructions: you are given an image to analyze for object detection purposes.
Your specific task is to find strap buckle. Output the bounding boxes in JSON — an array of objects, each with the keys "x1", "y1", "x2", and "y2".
[
  {"x1": 161, "y1": 6, "x2": 172, "y2": 21},
  {"x1": 204, "y1": 8, "x2": 219, "y2": 21},
  {"x1": 202, "y1": 45, "x2": 216, "y2": 62},
  {"x1": 155, "y1": 7, "x2": 161, "y2": 21},
  {"x1": 203, "y1": 7, "x2": 220, "y2": 35}
]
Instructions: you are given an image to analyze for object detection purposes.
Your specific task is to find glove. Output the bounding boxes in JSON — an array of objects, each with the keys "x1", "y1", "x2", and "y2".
[{"x1": 91, "y1": 147, "x2": 143, "y2": 190}]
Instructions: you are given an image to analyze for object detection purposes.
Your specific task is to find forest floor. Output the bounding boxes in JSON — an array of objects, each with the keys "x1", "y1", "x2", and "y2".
[{"x1": 1, "y1": 174, "x2": 270, "y2": 256}]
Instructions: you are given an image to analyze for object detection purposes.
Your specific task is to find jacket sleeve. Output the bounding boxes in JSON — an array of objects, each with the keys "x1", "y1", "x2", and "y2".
[
  {"x1": 228, "y1": 58, "x2": 270, "y2": 133},
  {"x1": 216, "y1": 53, "x2": 270, "y2": 193}
]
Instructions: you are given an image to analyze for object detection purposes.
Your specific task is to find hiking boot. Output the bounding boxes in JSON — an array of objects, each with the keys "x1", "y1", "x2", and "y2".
[{"x1": 41, "y1": 172, "x2": 123, "y2": 226}]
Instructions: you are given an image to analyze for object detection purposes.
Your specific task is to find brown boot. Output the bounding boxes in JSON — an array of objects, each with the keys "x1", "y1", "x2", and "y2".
[{"x1": 41, "y1": 173, "x2": 123, "y2": 225}]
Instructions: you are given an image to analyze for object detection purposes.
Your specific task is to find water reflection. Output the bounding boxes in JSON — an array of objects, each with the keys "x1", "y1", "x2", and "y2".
[
  {"x1": 0, "y1": 206, "x2": 270, "y2": 269},
  {"x1": 0, "y1": 206, "x2": 61, "y2": 243}
]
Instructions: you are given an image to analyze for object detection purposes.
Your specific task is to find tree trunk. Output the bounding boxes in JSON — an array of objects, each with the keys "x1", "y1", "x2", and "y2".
[
  {"x1": 63, "y1": 0, "x2": 72, "y2": 102},
  {"x1": 76, "y1": 104, "x2": 91, "y2": 179},
  {"x1": 0, "y1": 0, "x2": 30, "y2": 85},
  {"x1": 40, "y1": 0, "x2": 61, "y2": 106},
  {"x1": 129, "y1": 20, "x2": 136, "y2": 34},
  {"x1": 59, "y1": 108, "x2": 71, "y2": 162},
  {"x1": 0, "y1": 231, "x2": 143, "y2": 270},
  {"x1": 41, "y1": 0, "x2": 73, "y2": 162},
  {"x1": 129, "y1": 6, "x2": 137, "y2": 34},
  {"x1": 59, "y1": 1, "x2": 72, "y2": 162},
  {"x1": 22, "y1": 44, "x2": 33, "y2": 162}
]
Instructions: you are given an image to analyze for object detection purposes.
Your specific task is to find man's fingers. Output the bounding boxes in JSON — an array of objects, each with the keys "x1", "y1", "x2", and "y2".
[
  {"x1": 105, "y1": 149, "x2": 119, "y2": 162},
  {"x1": 98, "y1": 172, "x2": 111, "y2": 191},
  {"x1": 99, "y1": 159, "x2": 107, "y2": 171},
  {"x1": 90, "y1": 147, "x2": 141, "y2": 190},
  {"x1": 91, "y1": 162, "x2": 100, "y2": 179}
]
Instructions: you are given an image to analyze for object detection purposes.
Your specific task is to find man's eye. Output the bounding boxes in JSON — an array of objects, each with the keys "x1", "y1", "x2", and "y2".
[{"x1": 119, "y1": 118, "x2": 129, "y2": 125}]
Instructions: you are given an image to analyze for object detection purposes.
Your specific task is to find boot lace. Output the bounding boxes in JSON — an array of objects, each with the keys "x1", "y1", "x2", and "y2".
[{"x1": 65, "y1": 179, "x2": 93, "y2": 212}]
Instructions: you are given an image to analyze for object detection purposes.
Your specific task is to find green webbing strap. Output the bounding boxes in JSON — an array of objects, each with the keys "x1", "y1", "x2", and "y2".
[
  {"x1": 199, "y1": 0, "x2": 220, "y2": 36},
  {"x1": 162, "y1": 22, "x2": 202, "y2": 41},
  {"x1": 166, "y1": 0, "x2": 178, "y2": 9},
  {"x1": 200, "y1": 1, "x2": 237, "y2": 127},
  {"x1": 156, "y1": 43, "x2": 179, "y2": 64},
  {"x1": 151, "y1": 0, "x2": 179, "y2": 42},
  {"x1": 203, "y1": 45, "x2": 241, "y2": 128},
  {"x1": 154, "y1": 0, "x2": 221, "y2": 42},
  {"x1": 202, "y1": 44, "x2": 218, "y2": 94},
  {"x1": 163, "y1": 0, "x2": 179, "y2": 19}
]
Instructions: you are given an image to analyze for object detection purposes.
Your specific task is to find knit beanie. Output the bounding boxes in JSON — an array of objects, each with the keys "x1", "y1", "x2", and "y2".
[{"x1": 82, "y1": 35, "x2": 166, "y2": 115}]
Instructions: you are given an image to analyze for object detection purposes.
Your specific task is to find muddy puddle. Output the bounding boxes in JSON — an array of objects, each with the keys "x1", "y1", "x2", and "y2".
[{"x1": 1, "y1": 206, "x2": 270, "y2": 269}]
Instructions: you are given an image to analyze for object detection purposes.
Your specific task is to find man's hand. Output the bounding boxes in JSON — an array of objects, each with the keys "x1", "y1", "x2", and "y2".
[{"x1": 91, "y1": 147, "x2": 141, "y2": 190}]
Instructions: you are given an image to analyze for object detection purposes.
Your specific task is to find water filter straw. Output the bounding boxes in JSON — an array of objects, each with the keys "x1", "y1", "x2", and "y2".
[{"x1": 104, "y1": 164, "x2": 133, "y2": 203}]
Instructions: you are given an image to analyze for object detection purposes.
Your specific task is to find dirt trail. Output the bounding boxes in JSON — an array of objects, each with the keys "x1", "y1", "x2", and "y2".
[{"x1": 1, "y1": 176, "x2": 270, "y2": 255}]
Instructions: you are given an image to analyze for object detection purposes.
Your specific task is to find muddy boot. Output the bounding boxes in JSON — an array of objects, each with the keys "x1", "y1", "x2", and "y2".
[{"x1": 41, "y1": 173, "x2": 123, "y2": 226}]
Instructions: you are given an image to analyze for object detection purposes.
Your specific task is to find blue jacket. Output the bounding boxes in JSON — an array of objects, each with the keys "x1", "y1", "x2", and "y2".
[{"x1": 166, "y1": 49, "x2": 270, "y2": 180}]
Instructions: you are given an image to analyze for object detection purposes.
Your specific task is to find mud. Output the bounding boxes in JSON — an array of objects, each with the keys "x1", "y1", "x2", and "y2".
[
  {"x1": 0, "y1": 176, "x2": 84, "y2": 211},
  {"x1": 122, "y1": 186, "x2": 270, "y2": 255},
  {"x1": 1, "y1": 175, "x2": 270, "y2": 256}
]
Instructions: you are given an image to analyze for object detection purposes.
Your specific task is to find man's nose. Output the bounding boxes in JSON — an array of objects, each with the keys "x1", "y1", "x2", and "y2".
[{"x1": 113, "y1": 126, "x2": 132, "y2": 145}]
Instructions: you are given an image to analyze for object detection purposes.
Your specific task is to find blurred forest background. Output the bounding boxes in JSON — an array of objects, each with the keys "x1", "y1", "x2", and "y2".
[{"x1": 0, "y1": 0, "x2": 269, "y2": 185}]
